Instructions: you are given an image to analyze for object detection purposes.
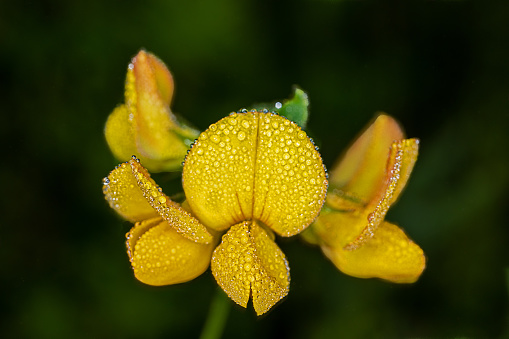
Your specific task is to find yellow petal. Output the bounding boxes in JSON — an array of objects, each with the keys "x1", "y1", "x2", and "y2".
[
  {"x1": 125, "y1": 50, "x2": 197, "y2": 172},
  {"x1": 129, "y1": 157, "x2": 213, "y2": 244},
  {"x1": 328, "y1": 114, "x2": 404, "y2": 203},
  {"x1": 104, "y1": 104, "x2": 137, "y2": 162},
  {"x1": 103, "y1": 104, "x2": 185, "y2": 171},
  {"x1": 183, "y1": 111, "x2": 328, "y2": 236},
  {"x1": 126, "y1": 217, "x2": 215, "y2": 286},
  {"x1": 325, "y1": 189, "x2": 366, "y2": 213},
  {"x1": 211, "y1": 221, "x2": 290, "y2": 315},
  {"x1": 345, "y1": 138, "x2": 419, "y2": 250},
  {"x1": 385, "y1": 138, "x2": 419, "y2": 206},
  {"x1": 321, "y1": 220, "x2": 425, "y2": 283},
  {"x1": 143, "y1": 51, "x2": 175, "y2": 106},
  {"x1": 310, "y1": 209, "x2": 365, "y2": 249},
  {"x1": 102, "y1": 161, "x2": 158, "y2": 222}
]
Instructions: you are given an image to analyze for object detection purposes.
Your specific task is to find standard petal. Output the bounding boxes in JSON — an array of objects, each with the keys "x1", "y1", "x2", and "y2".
[
  {"x1": 103, "y1": 161, "x2": 158, "y2": 222},
  {"x1": 126, "y1": 217, "x2": 215, "y2": 286},
  {"x1": 253, "y1": 113, "x2": 328, "y2": 236},
  {"x1": 183, "y1": 111, "x2": 327, "y2": 236},
  {"x1": 328, "y1": 114, "x2": 404, "y2": 203},
  {"x1": 104, "y1": 104, "x2": 137, "y2": 162},
  {"x1": 211, "y1": 221, "x2": 290, "y2": 316},
  {"x1": 129, "y1": 158, "x2": 213, "y2": 244},
  {"x1": 321, "y1": 221, "x2": 425, "y2": 283},
  {"x1": 344, "y1": 138, "x2": 419, "y2": 250}
]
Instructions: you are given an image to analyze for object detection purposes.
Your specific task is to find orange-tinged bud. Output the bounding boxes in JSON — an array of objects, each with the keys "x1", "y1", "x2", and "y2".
[
  {"x1": 305, "y1": 114, "x2": 425, "y2": 283},
  {"x1": 105, "y1": 50, "x2": 199, "y2": 172}
]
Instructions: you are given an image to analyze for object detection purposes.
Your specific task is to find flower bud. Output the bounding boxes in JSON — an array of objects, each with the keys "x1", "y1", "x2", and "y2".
[{"x1": 105, "y1": 50, "x2": 199, "y2": 172}]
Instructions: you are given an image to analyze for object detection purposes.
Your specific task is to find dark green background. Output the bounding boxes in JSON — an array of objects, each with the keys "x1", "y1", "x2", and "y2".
[{"x1": 2, "y1": 1, "x2": 508, "y2": 338}]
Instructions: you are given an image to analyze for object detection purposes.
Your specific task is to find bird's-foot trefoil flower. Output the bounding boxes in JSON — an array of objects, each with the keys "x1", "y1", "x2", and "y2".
[
  {"x1": 302, "y1": 114, "x2": 426, "y2": 283},
  {"x1": 104, "y1": 50, "x2": 199, "y2": 172},
  {"x1": 103, "y1": 110, "x2": 328, "y2": 315}
]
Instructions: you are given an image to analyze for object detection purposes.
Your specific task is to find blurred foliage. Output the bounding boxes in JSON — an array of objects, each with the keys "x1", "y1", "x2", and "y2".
[{"x1": 1, "y1": 0, "x2": 508, "y2": 338}]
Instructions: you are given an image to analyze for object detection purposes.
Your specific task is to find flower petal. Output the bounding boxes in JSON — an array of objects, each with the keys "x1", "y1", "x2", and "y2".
[
  {"x1": 310, "y1": 209, "x2": 365, "y2": 249},
  {"x1": 328, "y1": 114, "x2": 404, "y2": 204},
  {"x1": 103, "y1": 161, "x2": 158, "y2": 222},
  {"x1": 321, "y1": 220, "x2": 425, "y2": 283},
  {"x1": 141, "y1": 50, "x2": 175, "y2": 106},
  {"x1": 126, "y1": 217, "x2": 215, "y2": 286},
  {"x1": 254, "y1": 113, "x2": 328, "y2": 236},
  {"x1": 183, "y1": 111, "x2": 327, "y2": 236},
  {"x1": 384, "y1": 138, "x2": 420, "y2": 206},
  {"x1": 211, "y1": 221, "x2": 290, "y2": 315},
  {"x1": 125, "y1": 50, "x2": 197, "y2": 172},
  {"x1": 344, "y1": 138, "x2": 419, "y2": 250},
  {"x1": 104, "y1": 104, "x2": 137, "y2": 162},
  {"x1": 129, "y1": 158, "x2": 213, "y2": 244}
]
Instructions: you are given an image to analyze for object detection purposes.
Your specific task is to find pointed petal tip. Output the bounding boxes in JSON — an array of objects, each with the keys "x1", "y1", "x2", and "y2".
[{"x1": 211, "y1": 221, "x2": 290, "y2": 316}]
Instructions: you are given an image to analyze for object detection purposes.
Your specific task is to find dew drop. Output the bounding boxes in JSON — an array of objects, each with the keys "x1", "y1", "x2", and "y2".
[
  {"x1": 228, "y1": 117, "x2": 237, "y2": 125},
  {"x1": 237, "y1": 131, "x2": 246, "y2": 141}
]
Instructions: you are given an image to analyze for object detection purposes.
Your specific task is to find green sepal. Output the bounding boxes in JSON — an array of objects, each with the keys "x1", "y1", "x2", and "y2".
[{"x1": 277, "y1": 87, "x2": 309, "y2": 129}]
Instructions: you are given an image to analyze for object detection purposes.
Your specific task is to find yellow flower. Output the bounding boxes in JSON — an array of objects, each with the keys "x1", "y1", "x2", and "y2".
[
  {"x1": 103, "y1": 110, "x2": 328, "y2": 315},
  {"x1": 104, "y1": 50, "x2": 199, "y2": 172},
  {"x1": 303, "y1": 114, "x2": 425, "y2": 283}
]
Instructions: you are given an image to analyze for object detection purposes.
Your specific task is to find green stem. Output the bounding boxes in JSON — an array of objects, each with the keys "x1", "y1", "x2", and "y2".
[{"x1": 199, "y1": 288, "x2": 231, "y2": 339}]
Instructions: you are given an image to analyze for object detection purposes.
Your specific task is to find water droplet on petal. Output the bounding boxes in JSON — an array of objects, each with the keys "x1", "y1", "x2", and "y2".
[{"x1": 237, "y1": 131, "x2": 246, "y2": 141}]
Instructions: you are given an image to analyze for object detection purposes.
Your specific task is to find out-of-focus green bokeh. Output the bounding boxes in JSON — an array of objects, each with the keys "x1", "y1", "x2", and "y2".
[{"x1": 2, "y1": 1, "x2": 508, "y2": 338}]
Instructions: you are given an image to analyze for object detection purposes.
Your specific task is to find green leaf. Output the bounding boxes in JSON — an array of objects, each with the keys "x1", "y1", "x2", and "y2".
[{"x1": 277, "y1": 87, "x2": 309, "y2": 129}]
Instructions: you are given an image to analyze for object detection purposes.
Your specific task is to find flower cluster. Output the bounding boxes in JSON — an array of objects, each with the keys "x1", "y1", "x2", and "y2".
[{"x1": 103, "y1": 50, "x2": 425, "y2": 315}]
